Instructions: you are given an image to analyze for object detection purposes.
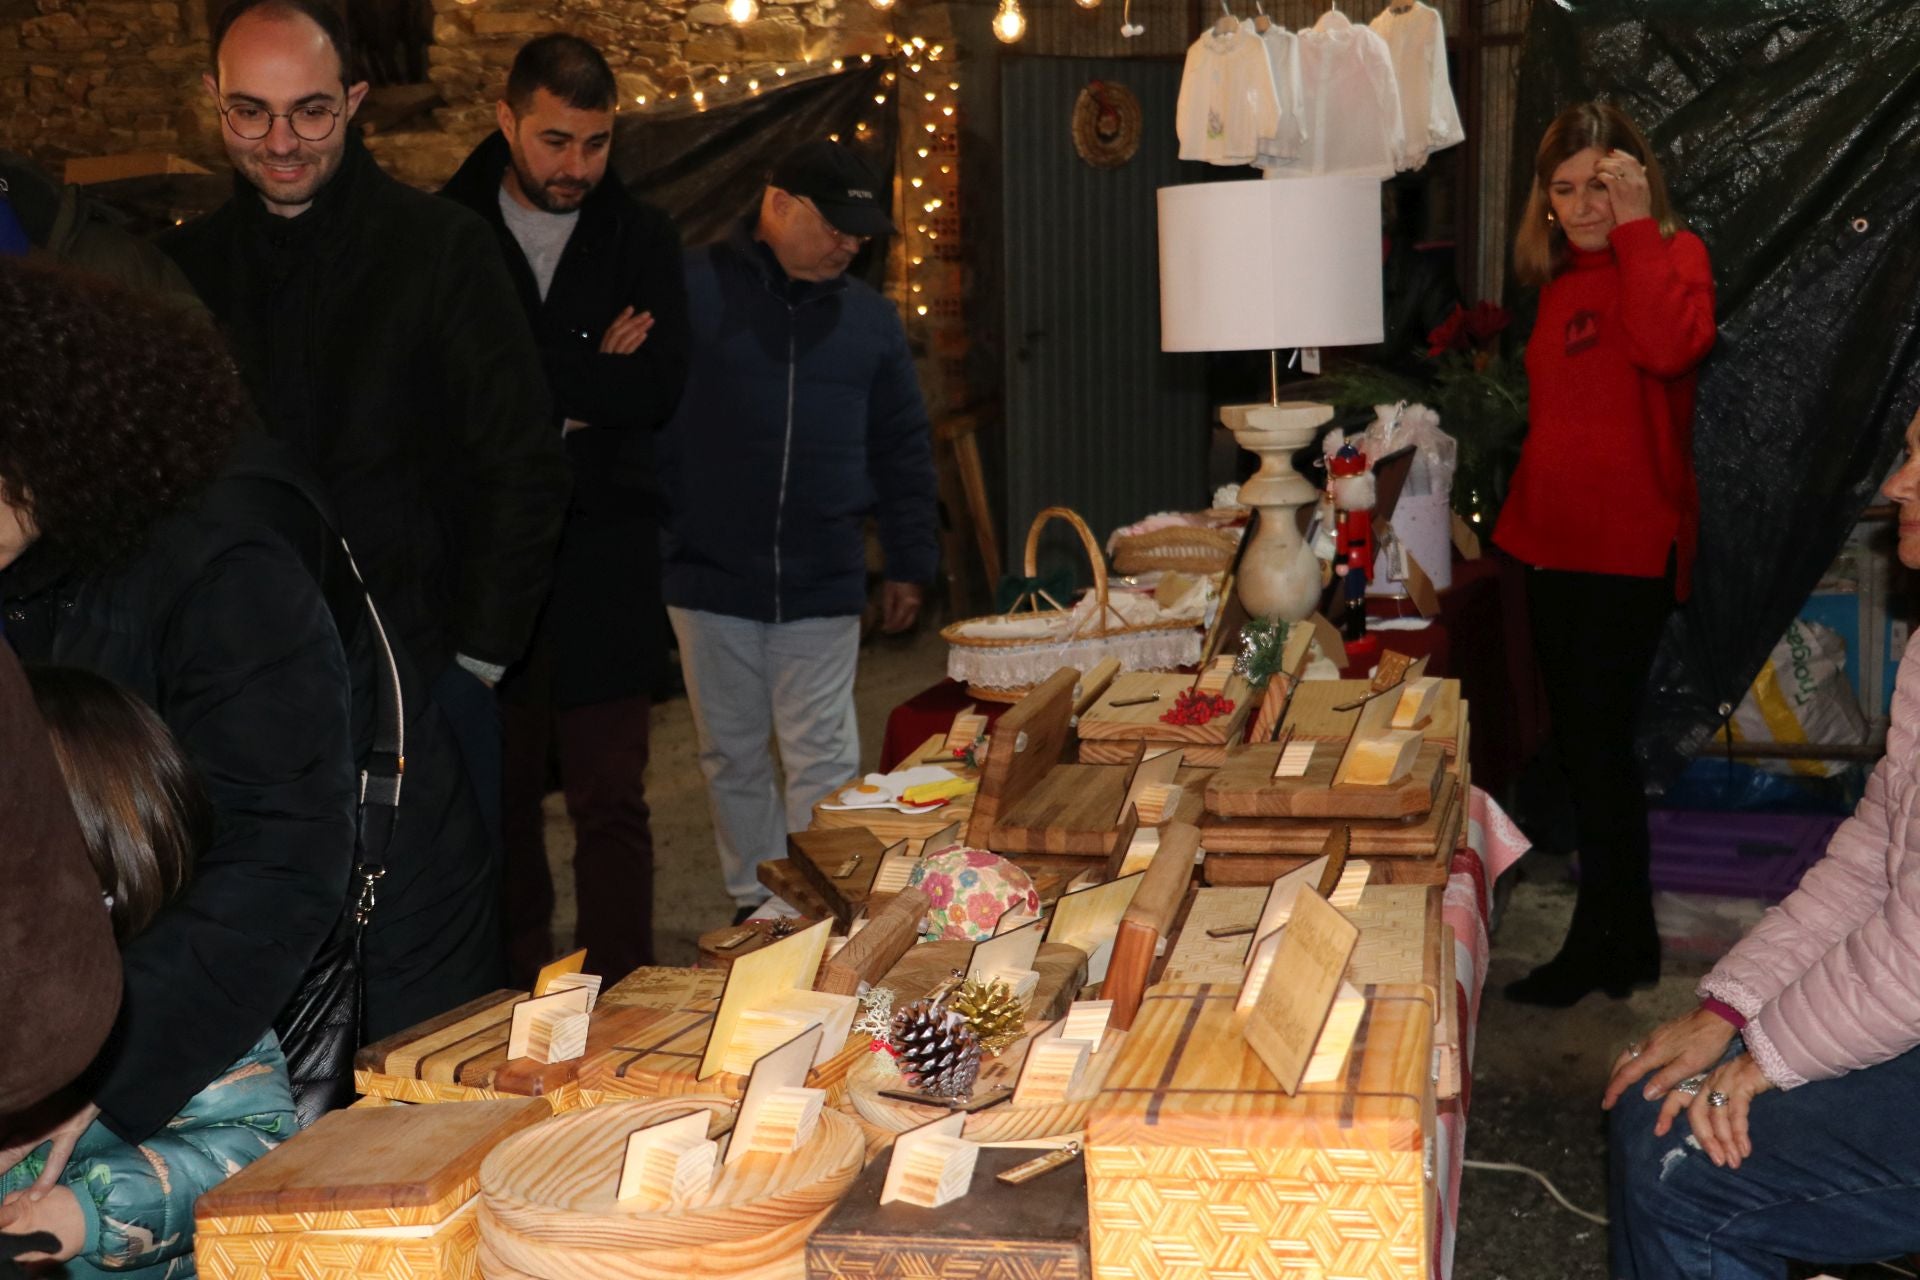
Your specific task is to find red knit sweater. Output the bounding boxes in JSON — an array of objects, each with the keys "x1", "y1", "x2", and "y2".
[{"x1": 1493, "y1": 218, "x2": 1716, "y2": 599}]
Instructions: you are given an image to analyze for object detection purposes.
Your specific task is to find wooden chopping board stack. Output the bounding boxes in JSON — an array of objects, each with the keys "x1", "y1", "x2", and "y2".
[{"x1": 476, "y1": 1098, "x2": 864, "y2": 1280}]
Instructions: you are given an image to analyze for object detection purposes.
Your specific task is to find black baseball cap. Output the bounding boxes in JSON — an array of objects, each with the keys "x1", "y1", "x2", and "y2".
[{"x1": 770, "y1": 140, "x2": 897, "y2": 238}]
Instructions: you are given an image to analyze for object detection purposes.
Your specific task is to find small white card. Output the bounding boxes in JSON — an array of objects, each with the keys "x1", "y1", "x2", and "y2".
[
  {"x1": 968, "y1": 915, "x2": 1045, "y2": 984},
  {"x1": 1273, "y1": 741, "x2": 1316, "y2": 779},
  {"x1": 880, "y1": 1111, "x2": 971, "y2": 1207},
  {"x1": 728, "y1": 1024, "x2": 825, "y2": 1164},
  {"x1": 616, "y1": 1110, "x2": 715, "y2": 1206},
  {"x1": 506, "y1": 986, "x2": 594, "y2": 1061}
]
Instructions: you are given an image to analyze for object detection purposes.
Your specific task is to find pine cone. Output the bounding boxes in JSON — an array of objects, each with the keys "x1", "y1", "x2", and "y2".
[
  {"x1": 944, "y1": 977, "x2": 1029, "y2": 1056},
  {"x1": 889, "y1": 998, "x2": 983, "y2": 1100}
]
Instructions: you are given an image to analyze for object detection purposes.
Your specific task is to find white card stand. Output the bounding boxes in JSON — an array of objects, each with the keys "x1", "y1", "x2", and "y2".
[
  {"x1": 1236, "y1": 929, "x2": 1284, "y2": 1016},
  {"x1": 880, "y1": 1113, "x2": 975, "y2": 1208},
  {"x1": 1118, "y1": 825, "x2": 1160, "y2": 877},
  {"x1": 1133, "y1": 782, "x2": 1182, "y2": 828},
  {"x1": 1077, "y1": 931, "x2": 1117, "y2": 985},
  {"x1": 969, "y1": 916, "x2": 1044, "y2": 987},
  {"x1": 543, "y1": 970, "x2": 602, "y2": 1013},
  {"x1": 1061, "y1": 1000, "x2": 1113, "y2": 1053},
  {"x1": 727, "y1": 1025, "x2": 823, "y2": 1165},
  {"x1": 1014, "y1": 1036, "x2": 1091, "y2": 1107},
  {"x1": 743, "y1": 1085, "x2": 825, "y2": 1154},
  {"x1": 507, "y1": 987, "x2": 594, "y2": 1064},
  {"x1": 722, "y1": 1008, "x2": 813, "y2": 1076},
  {"x1": 720, "y1": 989, "x2": 856, "y2": 1074},
  {"x1": 1301, "y1": 982, "x2": 1367, "y2": 1085},
  {"x1": 1273, "y1": 740, "x2": 1316, "y2": 779},
  {"x1": 1391, "y1": 676, "x2": 1443, "y2": 730},
  {"x1": 871, "y1": 852, "x2": 920, "y2": 895},
  {"x1": 1195, "y1": 656, "x2": 1236, "y2": 696},
  {"x1": 617, "y1": 1112, "x2": 717, "y2": 1208},
  {"x1": 1335, "y1": 730, "x2": 1424, "y2": 787},
  {"x1": 1328, "y1": 862, "x2": 1369, "y2": 910}
]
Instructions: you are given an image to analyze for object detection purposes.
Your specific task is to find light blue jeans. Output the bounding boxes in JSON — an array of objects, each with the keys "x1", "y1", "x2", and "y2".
[
  {"x1": 1609, "y1": 1039, "x2": 1920, "y2": 1277},
  {"x1": 667, "y1": 607, "x2": 861, "y2": 907}
]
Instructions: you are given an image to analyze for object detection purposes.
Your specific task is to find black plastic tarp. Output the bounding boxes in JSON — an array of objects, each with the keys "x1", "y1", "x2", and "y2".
[
  {"x1": 1514, "y1": 1, "x2": 1920, "y2": 786},
  {"x1": 610, "y1": 62, "x2": 896, "y2": 278}
]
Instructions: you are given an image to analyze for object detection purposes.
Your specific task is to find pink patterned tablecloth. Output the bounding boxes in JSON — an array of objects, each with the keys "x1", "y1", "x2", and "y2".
[{"x1": 1431, "y1": 786, "x2": 1529, "y2": 1279}]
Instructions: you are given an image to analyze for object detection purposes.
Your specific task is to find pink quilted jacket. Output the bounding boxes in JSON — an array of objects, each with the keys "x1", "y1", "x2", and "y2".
[{"x1": 1700, "y1": 633, "x2": 1920, "y2": 1090}]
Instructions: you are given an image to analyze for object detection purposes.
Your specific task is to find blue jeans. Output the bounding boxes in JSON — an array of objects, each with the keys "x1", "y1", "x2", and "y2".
[
  {"x1": 667, "y1": 608, "x2": 860, "y2": 907},
  {"x1": 1609, "y1": 1039, "x2": 1920, "y2": 1278}
]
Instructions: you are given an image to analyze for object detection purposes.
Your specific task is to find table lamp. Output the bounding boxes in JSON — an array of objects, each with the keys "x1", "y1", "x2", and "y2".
[{"x1": 1157, "y1": 176, "x2": 1384, "y2": 622}]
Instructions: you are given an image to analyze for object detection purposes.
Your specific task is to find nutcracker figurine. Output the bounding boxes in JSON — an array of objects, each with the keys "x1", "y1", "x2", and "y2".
[{"x1": 1327, "y1": 442, "x2": 1376, "y2": 643}]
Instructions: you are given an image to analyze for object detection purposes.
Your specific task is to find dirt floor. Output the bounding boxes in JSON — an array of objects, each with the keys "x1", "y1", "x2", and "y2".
[{"x1": 533, "y1": 626, "x2": 1912, "y2": 1280}]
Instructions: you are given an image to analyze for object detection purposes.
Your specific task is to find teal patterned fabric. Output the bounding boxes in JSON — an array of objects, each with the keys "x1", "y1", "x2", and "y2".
[{"x1": 1, "y1": 1033, "x2": 295, "y2": 1276}]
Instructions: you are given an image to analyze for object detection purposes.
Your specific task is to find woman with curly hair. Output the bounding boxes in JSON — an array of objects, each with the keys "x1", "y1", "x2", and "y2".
[{"x1": 0, "y1": 257, "x2": 356, "y2": 1180}]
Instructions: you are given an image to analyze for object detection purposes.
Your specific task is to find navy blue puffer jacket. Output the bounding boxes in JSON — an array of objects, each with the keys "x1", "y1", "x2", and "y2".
[{"x1": 660, "y1": 227, "x2": 938, "y2": 623}]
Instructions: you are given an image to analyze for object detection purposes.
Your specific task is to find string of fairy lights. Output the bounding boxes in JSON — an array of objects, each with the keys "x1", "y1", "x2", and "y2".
[{"x1": 607, "y1": 13, "x2": 971, "y2": 349}]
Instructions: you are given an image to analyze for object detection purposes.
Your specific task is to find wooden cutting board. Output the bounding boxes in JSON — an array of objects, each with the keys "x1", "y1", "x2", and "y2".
[
  {"x1": 989, "y1": 763, "x2": 1133, "y2": 857},
  {"x1": 1078, "y1": 672, "x2": 1254, "y2": 746},
  {"x1": 1283, "y1": 678, "x2": 1461, "y2": 748},
  {"x1": 805, "y1": 1144, "x2": 1090, "y2": 1280},
  {"x1": 1205, "y1": 740, "x2": 1446, "y2": 819},
  {"x1": 1079, "y1": 736, "x2": 1236, "y2": 768},
  {"x1": 787, "y1": 828, "x2": 886, "y2": 925},
  {"x1": 1199, "y1": 776, "x2": 1460, "y2": 859},
  {"x1": 198, "y1": 1097, "x2": 552, "y2": 1224},
  {"x1": 601, "y1": 966, "x2": 728, "y2": 1011}
]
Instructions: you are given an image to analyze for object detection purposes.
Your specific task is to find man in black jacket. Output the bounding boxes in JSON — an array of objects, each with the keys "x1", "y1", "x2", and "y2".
[
  {"x1": 441, "y1": 35, "x2": 689, "y2": 982},
  {"x1": 161, "y1": 0, "x2": 570, "y2": 838}
]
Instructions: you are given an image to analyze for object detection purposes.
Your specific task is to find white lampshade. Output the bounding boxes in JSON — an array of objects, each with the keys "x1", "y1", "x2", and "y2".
[{"x1": 1157, "y1": 176, "x2": 1385, "y2": 353}]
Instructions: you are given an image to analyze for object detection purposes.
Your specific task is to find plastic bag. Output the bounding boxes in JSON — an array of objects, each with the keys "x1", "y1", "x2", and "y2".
[{"x1": 1723, "y1": 619, "x2": 1867, "y2": 779}]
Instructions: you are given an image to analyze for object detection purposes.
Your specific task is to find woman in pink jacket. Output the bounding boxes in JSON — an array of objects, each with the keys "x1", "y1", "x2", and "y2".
[{"x1": 1603, "y1": 411, "x2": 1920, "y2": 1275}]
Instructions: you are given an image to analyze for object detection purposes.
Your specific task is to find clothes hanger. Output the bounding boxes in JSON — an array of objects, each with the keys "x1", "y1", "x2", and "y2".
[
  {"x1": 1252, "y1": 0, "x2": 1270, "y2": 34},
  {"x1": 1213, "y1": 0, "x2": 1239, "y2": 36}
]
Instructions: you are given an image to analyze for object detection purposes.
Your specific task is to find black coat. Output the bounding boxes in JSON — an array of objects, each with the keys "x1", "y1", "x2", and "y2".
[
  {"x1": 0, "y1": 473, "x2": 357, "y2": 1143},
  {"x1": 160, "y1": 136, "x2": 571, "y2": 679},
  {"x1": 212, "y1": 437, "x2": 503, "y2": 1040},
  {"x1": 440, "y1": 133, "x2": 690, "y2": 706}
]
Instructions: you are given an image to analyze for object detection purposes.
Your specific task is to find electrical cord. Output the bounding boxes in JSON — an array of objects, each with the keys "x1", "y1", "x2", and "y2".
[{"x1": 1461, "y1": 1158, "x2": 1609, "y2": 1227}]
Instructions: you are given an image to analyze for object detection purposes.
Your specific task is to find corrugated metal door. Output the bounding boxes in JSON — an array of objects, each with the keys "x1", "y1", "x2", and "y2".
[{"x1": 1002, "y1": 56, "x2": 1209, "y2": 580}]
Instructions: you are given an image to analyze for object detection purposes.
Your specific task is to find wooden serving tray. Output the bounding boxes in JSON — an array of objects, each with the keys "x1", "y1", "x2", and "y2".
[
  {"x1": 1199, "y1": 776, "x2": 1460, "y2": 859},
  {"x1": 809, "y1": 736, "x2": 979, "y2": 850},
  {"x1": 354, "y1": 990, "x2": 586, "y2": 1108},
  {"x1": 573, "y1": 1002, "x2": 867, "y2": 1107},
  {"x1": 787, "y1": 828, "x2": 886, "y2": 925},
  {"x1": 1078, "y1": 736, "x2": 1236, "y2": 768},
  {"x1": 992, "y1": 762, "x2": 1135, "y2": 857},
  {"x1": 1078, "y1": 672, "x2": 1254, "y2": 746}
]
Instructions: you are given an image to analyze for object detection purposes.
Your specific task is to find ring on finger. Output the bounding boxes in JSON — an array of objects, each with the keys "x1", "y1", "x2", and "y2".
[
  {"x1": 1676, "y1": 1074, "x2": 1707, "y2": 1096},
  {"x1": 1627, "y1": 1042, "x2": 1643, "y2": 1059},
  {"x1": 1707, "y1": 1091, "x2": 1730, "y2": 1108}
]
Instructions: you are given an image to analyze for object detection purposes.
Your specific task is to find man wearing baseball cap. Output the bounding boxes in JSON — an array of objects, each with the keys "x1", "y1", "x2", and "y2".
[{"x1": 658, "y1": 140, "x2": 938, "y2": 922}]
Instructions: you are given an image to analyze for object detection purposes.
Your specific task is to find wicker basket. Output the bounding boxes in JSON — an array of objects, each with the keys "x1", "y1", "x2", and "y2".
[
  {"x1": 941, "y1": 506, "x2": 1201, "y2": 703},
  {"x1": 1110, "y1": 510, "x2": 1245, "y2": 577}
]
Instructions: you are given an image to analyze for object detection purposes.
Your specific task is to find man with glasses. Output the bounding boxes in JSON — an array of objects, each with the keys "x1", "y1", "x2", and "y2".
[
  {"x1": 161, "y1": 0, "x2": 566, "y2": 1012},
  {"x1": 659, "y1": 141, "x2": 938, "y2": 923}
]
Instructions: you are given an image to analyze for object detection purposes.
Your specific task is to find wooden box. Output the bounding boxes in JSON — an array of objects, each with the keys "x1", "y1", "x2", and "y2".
[
  {"x1": 1200, "y1": 776, "x2": 1462, "y2": 880},
  {"x1": 806, "y1": 1144, "x2": 1090, "y2": 1279},
  {"x1": 195, "y1": 1096, "x2": 550, "y2": 1280},
  {"x1": 1086, "y1": 984, "x2": 1435, "y2": 1280},
  {"x1": 1076, "y1": 671, "x2": 1254, "y2": 769}
]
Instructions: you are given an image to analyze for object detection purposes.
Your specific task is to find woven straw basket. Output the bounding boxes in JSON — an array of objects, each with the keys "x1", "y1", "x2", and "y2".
[{"x1": 941, "y1": 506, "x2": 1200, "y2": 703}]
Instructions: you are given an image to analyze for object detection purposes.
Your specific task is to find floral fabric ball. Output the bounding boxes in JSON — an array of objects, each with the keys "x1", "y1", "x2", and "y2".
[{"x1": 906, "y1": 846, "x2": 1042, "y2": 942}]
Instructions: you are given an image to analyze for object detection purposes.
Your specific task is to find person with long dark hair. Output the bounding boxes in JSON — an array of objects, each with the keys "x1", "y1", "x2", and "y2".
[
  {"x1": 1495, "y1": 101, "x2": 1716, "y2": 1007},
  {"x1": 0, "y1": 668, "x2": 294, "y2": 1276}
]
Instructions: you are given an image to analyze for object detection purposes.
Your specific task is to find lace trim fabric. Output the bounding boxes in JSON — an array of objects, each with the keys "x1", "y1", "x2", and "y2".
[{"x1": 947, "y1": 631, "x2": 1204, "y2": 690}]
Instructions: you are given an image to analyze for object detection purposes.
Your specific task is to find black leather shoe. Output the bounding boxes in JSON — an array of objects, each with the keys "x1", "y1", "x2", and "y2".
[{"x1": 1504, "y1": 953, "x2": 1660, "y2": 1008}]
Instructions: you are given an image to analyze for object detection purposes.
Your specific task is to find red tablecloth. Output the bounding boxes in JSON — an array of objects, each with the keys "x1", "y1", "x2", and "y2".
[{"x1": 886, "y1": 553, "x2": 1543, "y2": 795}]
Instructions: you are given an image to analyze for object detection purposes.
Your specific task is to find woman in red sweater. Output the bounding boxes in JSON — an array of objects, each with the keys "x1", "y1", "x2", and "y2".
[{"x1": 1495, "y1": 102, "x2": 1717, "y2": 1007}]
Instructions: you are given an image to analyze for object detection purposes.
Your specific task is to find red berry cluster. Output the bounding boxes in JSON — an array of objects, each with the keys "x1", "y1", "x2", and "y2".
[{"x1": 1161, "y1": 689, "x2": 1235, "y2": 726}]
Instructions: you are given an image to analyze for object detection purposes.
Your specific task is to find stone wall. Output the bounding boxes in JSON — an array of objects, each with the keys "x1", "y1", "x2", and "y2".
[{"x1": 1, "y1": 0, "x2": 217, "y2": 167}]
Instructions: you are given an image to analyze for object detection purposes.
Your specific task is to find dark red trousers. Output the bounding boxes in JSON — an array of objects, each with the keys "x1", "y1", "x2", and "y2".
[{"x1": 501, "y1": 695, "x2": 655, "y2": 985}]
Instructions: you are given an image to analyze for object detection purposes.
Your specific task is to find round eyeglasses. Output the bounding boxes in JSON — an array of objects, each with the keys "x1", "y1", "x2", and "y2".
[{"x1": 219, "y1": 101, "x2": 343, "y2": 142}]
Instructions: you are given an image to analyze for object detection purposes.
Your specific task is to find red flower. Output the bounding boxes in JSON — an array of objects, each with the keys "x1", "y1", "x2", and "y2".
[
  {"x1": 1161, "y1": 689, "x2": 1235, "y2": 726},
  {"x1": 1463, "y1": 301, "x2": 1512, "y2": 345},
  {"x1": 1426, "y1": 305, "x2": 1469, "y2": 357}
]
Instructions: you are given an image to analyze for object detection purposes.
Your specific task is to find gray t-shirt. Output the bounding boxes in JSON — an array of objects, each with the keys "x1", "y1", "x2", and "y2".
[{"x1": 497, "y1": 184, "x2": 578, "y2": 302}]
